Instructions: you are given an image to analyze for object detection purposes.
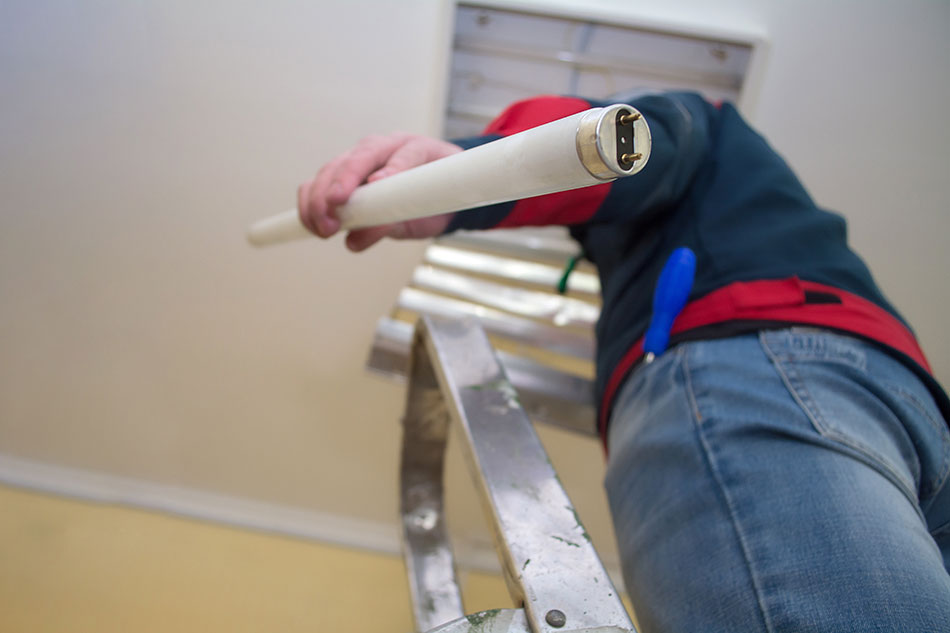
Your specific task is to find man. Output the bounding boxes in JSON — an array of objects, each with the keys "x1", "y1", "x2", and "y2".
[{"x1": 299, "y1": 92, "x2": 950, "y2": 632}]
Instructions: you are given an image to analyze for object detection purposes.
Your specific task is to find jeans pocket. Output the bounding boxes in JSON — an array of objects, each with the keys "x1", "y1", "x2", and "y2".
[{"x1": 760, "y1": 329, "x2": 921, "y2": 501}]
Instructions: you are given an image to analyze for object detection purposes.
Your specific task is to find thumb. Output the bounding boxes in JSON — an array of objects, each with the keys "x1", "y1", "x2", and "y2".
[
  {"x1": 367, "y1": 138, "x2": 462, "y2": 183},
  {"x1": 365, "y1": 142, "x2": 426, "y2": 184},
  {"x1": 380, "y1": 140, "x2": 431, "y2": 176},
  {"x1": 344, "y1": 225, "x2": 392, "y2": 252}
]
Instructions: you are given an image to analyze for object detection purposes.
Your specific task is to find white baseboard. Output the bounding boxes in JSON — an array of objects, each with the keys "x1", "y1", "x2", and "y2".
[
  {"x1": 0, "y1": 452, "x2": 502, "y2": 568},
  {"x1": 0, "y1": 452, "x2": 622, "y2": 587}
]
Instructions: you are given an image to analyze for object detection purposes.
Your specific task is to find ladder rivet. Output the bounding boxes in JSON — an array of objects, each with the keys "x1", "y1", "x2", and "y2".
[{"x1": 545, "y1": 609, "x2": 567, "y2": 628}]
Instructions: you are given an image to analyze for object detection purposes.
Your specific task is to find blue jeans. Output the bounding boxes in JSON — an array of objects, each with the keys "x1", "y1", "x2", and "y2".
[{"x1": 605, "y1": 328, "x2": 950, "y2": 632}]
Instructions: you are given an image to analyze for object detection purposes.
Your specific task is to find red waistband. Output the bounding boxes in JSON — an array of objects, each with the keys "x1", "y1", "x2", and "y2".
[{"x1": 598, "y1": 278, "x2": 932, "y2": 444}]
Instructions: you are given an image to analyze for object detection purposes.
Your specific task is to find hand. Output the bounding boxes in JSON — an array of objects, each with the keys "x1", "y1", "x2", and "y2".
[{"x1": 297, "y1": 133, "x2": 463, "y2": 252}]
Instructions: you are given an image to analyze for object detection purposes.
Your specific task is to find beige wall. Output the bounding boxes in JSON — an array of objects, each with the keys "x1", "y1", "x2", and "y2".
[
  {"x1": 0, "y1": 484, "x2": 515, "y2": 632},
  {"x1": 1, "y1": 0, "x2": 452, "y2": 519},
  {"x1": 1, "y1": 0, "x2": 947, "y2": 605}
]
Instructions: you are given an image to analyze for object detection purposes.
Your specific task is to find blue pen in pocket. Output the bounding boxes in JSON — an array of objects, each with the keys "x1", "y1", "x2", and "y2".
[{"x1": 643, "y1": 247, "x2": 696, "y2": 363}]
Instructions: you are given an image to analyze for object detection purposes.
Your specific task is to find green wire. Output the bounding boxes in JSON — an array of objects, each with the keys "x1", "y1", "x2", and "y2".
[{"x1": 557, "y1": 251, "x2": 585, "y2": 295}]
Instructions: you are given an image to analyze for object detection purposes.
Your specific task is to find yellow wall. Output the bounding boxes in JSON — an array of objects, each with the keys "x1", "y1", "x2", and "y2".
[{"x1": 0, "y1": 485, "x2": 513, "y2": 633}]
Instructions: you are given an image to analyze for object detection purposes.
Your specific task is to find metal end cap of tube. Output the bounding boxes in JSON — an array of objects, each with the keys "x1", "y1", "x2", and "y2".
[{"x1": 575, "y1": 104, "x2": 652, "y2": 181}]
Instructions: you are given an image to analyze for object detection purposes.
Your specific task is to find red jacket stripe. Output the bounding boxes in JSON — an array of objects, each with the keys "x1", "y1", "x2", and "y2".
[
  {"x1": 482, "y1": 95, "x2": 593, "y2": 136},
  {"x1": 482, "y1": 95, "x2": 611, "y2": 227},
  {"x1": 496, "y1": 185, "x2": 612, "y2": 228}
]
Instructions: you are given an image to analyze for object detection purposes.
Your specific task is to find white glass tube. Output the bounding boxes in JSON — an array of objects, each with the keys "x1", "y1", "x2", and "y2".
[{"x1": 247, "y1": 104, "x2": 650, "y2": 247}]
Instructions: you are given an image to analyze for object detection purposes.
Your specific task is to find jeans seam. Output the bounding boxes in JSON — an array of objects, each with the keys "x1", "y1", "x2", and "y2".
[
  {"x1": 883, "y1": 382, "x2": 950, "y2": 499},
  {"x1": 760, "y1": 333, "x2": 924, "y2": 514},
  {"x1": 682, "y1": 347, "x2": 775, "y2": 633},
  {"x1": 884, "y1": 383, "x2": 946, "y2": 435},
  {"x1": 933, "y1": 520, "x2": 950, "y2": 537},
  {"x1": 681, "y1": 346, "x2": 704, "y2": 424}
]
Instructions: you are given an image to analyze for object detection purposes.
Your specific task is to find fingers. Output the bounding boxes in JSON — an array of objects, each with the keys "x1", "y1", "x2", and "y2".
[
  {"x1": 298, "y1": 155, "x2": 344, "y2": 237},
  {"x1": 344, "y1": 213, "x2": 454, "y2": 253},
  {"x1": 299, "y1": 134, "x2": 412, "y2": 239},
  {"x1": 327, "y1": 133, "x2": 413, "y2": 203},
  {"x1": 372, "y1": 140, "x2": 434, "y2": 179},
  {"x1": 377, "y1": 137, "x2": 463, "y2": 180},
  {"x1": 298, "y1": 134, "x2": 462, "y2": 246}
]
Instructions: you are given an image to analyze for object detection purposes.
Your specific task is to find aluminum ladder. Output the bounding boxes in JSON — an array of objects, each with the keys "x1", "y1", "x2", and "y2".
[{"x1": 398, "y1": 315, "x2": 636, "y2": 633}]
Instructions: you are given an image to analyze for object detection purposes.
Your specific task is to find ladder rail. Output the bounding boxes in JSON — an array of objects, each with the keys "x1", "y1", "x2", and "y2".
[{"x1": 400, "y1": 316, "x2": 636, "y2": 633}]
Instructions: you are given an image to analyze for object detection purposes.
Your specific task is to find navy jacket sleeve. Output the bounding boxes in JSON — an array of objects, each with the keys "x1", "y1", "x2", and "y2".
[{"x1": 444, "y1": 92, "x2": 716, "y2": 233}]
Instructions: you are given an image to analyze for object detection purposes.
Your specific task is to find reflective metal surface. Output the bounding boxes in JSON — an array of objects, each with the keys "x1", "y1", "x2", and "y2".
[
  {"x1": 427, "y1": 609, "x2": 530, "y2": 633},
  {"x1": 575, "y1": 104, "x2": 651, "y2": 179},
  {"x1": 424, "y1": 245, "x2": 600, "y2": 297},
  {"x1": 439, "y1": 226, "x2": 582, "y2": 265},
  {"x1": 368, "y1": 318, "x2": 596, "y2": 436},
  {"x1": 453, "y1": 35, "x2": 745, "y2": 92},
  {"x1": 368, "y1": 228, "x2": 601, "y2": 435},
  {"x1": 401, "y1": 327, "x2": 466, "y2": 632},
  {"x1": 397, "y1": 287, "x2": 594, "y2": 361},
  {"x1": 411, "y1": 266, "x2": 598, "y2": 329},
  {"x1": 401, "y1": 317, "x2": 635, "y2": 633}
]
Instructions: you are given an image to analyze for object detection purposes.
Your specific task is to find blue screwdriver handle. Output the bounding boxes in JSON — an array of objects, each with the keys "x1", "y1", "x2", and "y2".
[{"x1": 643, "y1": 247, "x2": 696, "y2": 358}]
